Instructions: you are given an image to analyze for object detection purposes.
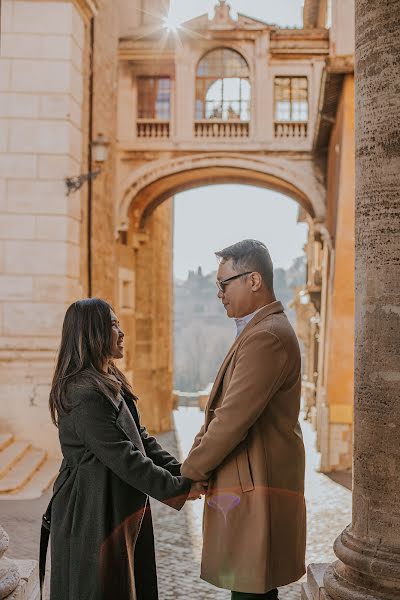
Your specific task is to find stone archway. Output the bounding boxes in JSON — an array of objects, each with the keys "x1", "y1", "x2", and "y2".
[
  {"x1": 118, "y1": 152, "x2": 326, "y2": 233},
  {"x1": 116, "y1": 154, "x2": 324, "y2": 433}
]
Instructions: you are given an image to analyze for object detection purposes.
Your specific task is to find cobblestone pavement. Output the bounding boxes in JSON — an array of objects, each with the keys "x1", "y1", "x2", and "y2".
[{"x1": 1, "y1": 408, "x2": 351, "y2": 600}]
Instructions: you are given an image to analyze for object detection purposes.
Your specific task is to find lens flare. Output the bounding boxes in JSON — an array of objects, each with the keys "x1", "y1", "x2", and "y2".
[
  {"x1": 163, "y1": 12, "x2": 182, "y2": 32},
  {"x1": 207, "y1": 492, "x2": 241, "y2": 524}
]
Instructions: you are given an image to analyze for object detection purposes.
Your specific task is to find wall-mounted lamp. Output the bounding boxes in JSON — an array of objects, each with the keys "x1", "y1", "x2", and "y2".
[{"x1": 65, "y1": 133, "x2": 110, "y2": 196}]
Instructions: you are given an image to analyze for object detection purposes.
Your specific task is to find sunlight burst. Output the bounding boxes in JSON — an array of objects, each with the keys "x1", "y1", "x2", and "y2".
[{"x1": 163, "y1": 11, "x2": 183, "y2": 32}]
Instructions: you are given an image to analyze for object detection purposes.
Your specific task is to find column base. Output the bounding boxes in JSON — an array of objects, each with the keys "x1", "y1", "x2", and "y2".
[{"x1": 323, "y1": 526, "x2": 400, "y2": 600}]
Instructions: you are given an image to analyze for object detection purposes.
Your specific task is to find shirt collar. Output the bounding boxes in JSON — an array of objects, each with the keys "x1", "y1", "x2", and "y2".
[{"x1": 234, "y1": 305, "x2": 268, "y2": 338}]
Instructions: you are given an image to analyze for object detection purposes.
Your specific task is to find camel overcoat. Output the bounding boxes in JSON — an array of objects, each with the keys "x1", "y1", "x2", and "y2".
[
  {"x1": 49, "y1": 383, "x2": 191, "y2": 600},
  {"x1": 181, "y1": 301, "x2": 306, "y2": 594}
]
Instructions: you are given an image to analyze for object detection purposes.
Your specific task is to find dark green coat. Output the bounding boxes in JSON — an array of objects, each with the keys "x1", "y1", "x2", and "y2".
[{"x1": 49, "y1": 384, "x2": 191, "y2": 600}]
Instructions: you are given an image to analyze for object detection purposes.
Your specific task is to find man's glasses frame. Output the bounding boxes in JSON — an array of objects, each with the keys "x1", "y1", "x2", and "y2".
[{"x1": 216, "y1": 271, "x2": 253, "y2": 293}]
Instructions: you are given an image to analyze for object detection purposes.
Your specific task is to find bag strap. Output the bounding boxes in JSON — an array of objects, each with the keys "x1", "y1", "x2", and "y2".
[
  {"x1": 39, "y1": 466, "x2": 70, "y2": 599},
  {"x1": 39, "y1": 501, "x2": 52, "y2": 599}
]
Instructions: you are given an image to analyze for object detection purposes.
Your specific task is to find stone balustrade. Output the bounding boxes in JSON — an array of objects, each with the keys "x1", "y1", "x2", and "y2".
[
  {"x1": 136, "y1": 119, "x2": 170, "y2": 138},
  {"x1": 194, "y1": 120, "x2": 250, "y2": 138},
  {"x1": 274, "y1": 121, "x2": 308, "y2": 138},
  {"x1": 134, "y1": 119, "x2": 311, "y2": 141}
]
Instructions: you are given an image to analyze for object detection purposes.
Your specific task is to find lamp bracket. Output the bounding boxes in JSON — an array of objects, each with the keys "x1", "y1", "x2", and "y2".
[{"x1": 65, "y1": 169, "x2": 101, "y2": 196}]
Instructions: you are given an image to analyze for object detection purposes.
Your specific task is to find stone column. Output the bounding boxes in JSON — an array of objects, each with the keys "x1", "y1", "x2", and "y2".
[
  {"x1": 174, "y1": 52, "x2": 194, "y2": 141},
  {"x1": 323, "y1": 1, "x2": 400, "y2": 598},
  {"x1": 253, "y1": 32, "x2": 270, "y2": 141},
  {"x1": 133, "y1": 199, "x2": 174, "y2": 433}
]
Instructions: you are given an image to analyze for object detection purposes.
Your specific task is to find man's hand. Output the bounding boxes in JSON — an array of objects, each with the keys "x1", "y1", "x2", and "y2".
[{"x1": 187, "y1": 481, "x2": 208, "y2": 501}]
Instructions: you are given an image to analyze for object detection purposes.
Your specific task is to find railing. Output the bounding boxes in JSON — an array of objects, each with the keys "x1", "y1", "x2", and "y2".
[
  {"x1": 137, "y1": 119, "x2": 170, "y2": 138},
  {"x1": 194, "y1": 120, "x2": 249, "y2": 139},
  {"x1": 274, "y1": 121, "x2": 308, "y2": 138}
]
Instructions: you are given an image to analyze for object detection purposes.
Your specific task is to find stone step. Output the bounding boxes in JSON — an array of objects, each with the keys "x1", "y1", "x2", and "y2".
[
  {"x1": 301, "y1": 582, "x2": 313, "y2": 600},
  {"x1": 306, "y1": 563, "x2": 330, "y2": 600},
  {"x1": 0, "y1": 441, "x2": 31, "y2": 479},
  {"x1": 0, "y1": 458, "x2": 59, "y2": 500},
  {"x1": 0, "y1": 448, "x2": 47, "y2": 494},
  {"x1": 0, "y1": 433, "x2": 14, "y2": 451}
]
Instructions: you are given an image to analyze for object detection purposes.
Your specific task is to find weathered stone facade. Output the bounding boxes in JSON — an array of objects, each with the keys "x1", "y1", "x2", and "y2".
[
  {"x1": 0, "y1": 0, "x2": 121, "y2": 455},
  {"x1": 1, "y1": 0, "x2": 355, "y2": 476},
  {"x1": 294, "y1": 0, "x2": 355, "y2": 472}
]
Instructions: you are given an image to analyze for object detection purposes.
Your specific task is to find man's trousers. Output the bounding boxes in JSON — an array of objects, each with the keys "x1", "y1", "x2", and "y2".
[{"x1": 231, "y1": 588, "x2": 279, "y2": 599}]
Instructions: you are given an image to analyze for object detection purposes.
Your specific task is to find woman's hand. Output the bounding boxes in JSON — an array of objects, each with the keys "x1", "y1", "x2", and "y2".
[{"x1": 187, "y1": 481, "x2": 208, "y2": 501}]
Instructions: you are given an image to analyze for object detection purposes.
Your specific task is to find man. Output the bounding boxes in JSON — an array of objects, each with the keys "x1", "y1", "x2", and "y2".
[{"x1": 181, "y1": 239, "x2": 306, "y2": 600}]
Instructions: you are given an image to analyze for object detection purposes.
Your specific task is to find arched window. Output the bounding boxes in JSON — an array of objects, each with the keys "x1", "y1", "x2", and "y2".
[{"x1": 195, "y1": 48, "x2": 250, "y2": 121}]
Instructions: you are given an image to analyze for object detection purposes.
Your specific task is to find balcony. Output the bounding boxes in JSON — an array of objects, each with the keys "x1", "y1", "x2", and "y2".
[
  {"x1": 128, "y1": 117, "x2": 312, "y2": 150},
  {"x1": 274, "y1": 121, "x2": 308, "y2": 138},
  {"x1": 194, "y1": 120, "x2": 249, "y2": 139},
  {"x1": 137, "y1": 119, "x2": 170, "y2": 139}
]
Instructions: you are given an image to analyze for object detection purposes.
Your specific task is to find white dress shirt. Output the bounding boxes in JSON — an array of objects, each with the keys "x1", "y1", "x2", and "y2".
[{"x1": 234, "y1": 305, "x2": 267, "y2": 338}]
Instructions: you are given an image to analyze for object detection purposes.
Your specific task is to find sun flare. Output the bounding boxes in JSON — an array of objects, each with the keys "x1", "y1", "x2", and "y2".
[{"x1": 163, "y1": 11, "x2": 183, "y2": 32}]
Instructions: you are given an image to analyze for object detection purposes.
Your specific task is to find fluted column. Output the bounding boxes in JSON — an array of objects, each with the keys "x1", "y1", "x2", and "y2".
[{"x1": 324, "y1": 1, "x2": 400, "y2": 599}]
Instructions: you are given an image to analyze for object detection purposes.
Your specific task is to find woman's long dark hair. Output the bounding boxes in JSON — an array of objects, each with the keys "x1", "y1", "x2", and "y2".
[{"x1": 49, "y1": 298, "x2": 133, "y2": 426}]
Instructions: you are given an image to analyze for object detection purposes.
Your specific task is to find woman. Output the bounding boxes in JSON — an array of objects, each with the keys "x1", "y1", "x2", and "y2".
[{"x1": 43, "y1": 298, "x2": 206, "y2": 600}]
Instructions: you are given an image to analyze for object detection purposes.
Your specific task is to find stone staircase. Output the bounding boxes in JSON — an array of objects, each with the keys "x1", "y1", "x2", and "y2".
[{"x1": 0, "y1": 434, "x2": 59, "y2": 500}]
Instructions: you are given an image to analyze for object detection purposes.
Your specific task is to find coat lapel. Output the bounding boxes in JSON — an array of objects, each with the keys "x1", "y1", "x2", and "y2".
[
  {"x1": 205, "y1": 301, "x2": 285, "y2": 415},
  {"x1": 204, "y1": 336, "x2": 241, "y2": 413},
  {"x1": 116, "y1": 401, "x2": 145, "y2": 455}
]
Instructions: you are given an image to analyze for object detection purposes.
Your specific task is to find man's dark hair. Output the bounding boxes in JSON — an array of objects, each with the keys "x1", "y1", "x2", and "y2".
[{"x1": 215, "y1": 239, "x2": 274, "y2": 290}]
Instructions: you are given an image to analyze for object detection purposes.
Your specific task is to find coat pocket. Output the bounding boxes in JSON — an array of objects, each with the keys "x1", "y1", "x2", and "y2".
[{"x1": 236, "y1": 445, "x2": 254, "y2": 492}]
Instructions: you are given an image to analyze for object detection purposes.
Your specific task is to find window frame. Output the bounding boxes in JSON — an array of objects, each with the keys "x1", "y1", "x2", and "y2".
[
  {"x1": 195, "y1": 48, "x2": 251, "y2": 122},
  {"x1": 137, "y1": 75, "x2": 172, "y2": 121},
  {"x1": 274, "y1": 76, "x2": 309, "y2": 123}
]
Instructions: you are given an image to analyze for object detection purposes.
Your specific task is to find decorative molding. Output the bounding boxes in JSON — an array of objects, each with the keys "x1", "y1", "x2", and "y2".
[
  {"x1": 72, "y1": 0, "x2": 99, "y2": 21},
  {"x1": 117, "y1": 152, "x2": 326, "y2": 232},
  {"x1": 211, "y1": 0, "x2": 235, "y2": 29}
]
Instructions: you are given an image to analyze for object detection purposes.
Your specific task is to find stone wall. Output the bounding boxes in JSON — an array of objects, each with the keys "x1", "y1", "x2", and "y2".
[
  {"x1": 319, "y1": 74, "x2": 355, "y2": 471},
  {"x1": 0, "y1": 0, "x2": 120, "y2": 454},
  {"x1": 90, "y1": 0, "x2": 119, "y2": 304},
  {"x1": 0, "y1": 0, "x2": 88, "y2": 454},
  {"x1": 130, "y1": 199, "x2": 175, "y2": 433}
]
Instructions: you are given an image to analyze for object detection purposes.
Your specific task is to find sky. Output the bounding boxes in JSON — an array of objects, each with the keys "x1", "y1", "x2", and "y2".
[
  {"x1": 168, "y1": 0, "x2": 305, "y2": 28},
  {"x1": 173, "y1": 186, "x2": 308, "y2": 280}
]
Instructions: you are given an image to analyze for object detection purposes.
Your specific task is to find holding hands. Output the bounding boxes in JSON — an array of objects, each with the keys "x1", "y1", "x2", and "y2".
[{"x1": 187, "y1": 481, "x2": 208, "y2": 501}]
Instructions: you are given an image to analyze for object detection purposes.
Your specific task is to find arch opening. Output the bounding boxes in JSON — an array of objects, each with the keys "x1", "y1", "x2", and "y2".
[
  {"x1": 119, "y1": 155, "x2": 324, "y2": 234},
  {"x1": 172, "y1": 184, "x2": 309, "y2": 394}
]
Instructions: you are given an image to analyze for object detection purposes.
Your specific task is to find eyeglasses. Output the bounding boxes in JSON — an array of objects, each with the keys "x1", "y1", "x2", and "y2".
[{"x1": 216, "y1": 271, "x2": 253, "y2": 293}]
